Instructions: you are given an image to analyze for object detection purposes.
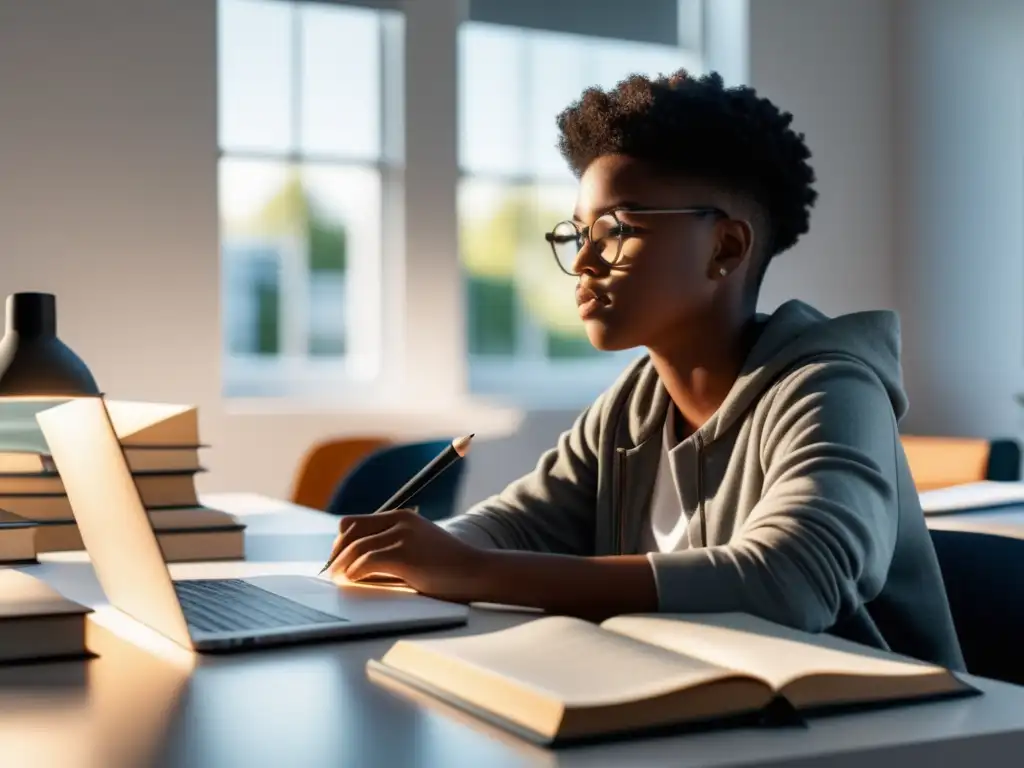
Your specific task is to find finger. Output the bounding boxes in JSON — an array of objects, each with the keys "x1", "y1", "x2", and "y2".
[
  {"x1": 329, "y1": 526, "x2": 401, "y2": 577},
  {"x1": 336, "y1": 508, "x2": 417, "y2": 539},
  {"x1": 327, "y1": 509, "x2": 414, "y2": 565},
  {"x1": 345, "y1": 539, "x2": 405, "y2": 583}
]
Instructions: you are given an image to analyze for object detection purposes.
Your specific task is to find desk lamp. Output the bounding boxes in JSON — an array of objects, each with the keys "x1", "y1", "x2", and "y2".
[{"x1": 0, "y1": 292, "x2": 100, "y2": 398}]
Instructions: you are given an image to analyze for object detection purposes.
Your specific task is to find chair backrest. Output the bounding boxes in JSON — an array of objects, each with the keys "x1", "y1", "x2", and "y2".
[
  {"x1": 325, "y1": 439, "x2": 465, "y2": 522},
  {"x1": 930, "y1": 528, "x2": 1024, "y2": 685},
  {"x1": 290, "y1": 437, "x2": 392, "y2": 511},
  {"x1": 901, "y1": 435, "x2": 1022, "y2": 491}
]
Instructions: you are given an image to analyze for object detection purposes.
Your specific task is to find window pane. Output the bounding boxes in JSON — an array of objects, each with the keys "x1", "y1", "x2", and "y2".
[
  {"x1": 461, "y1": 22, "x2": 702, "y2": 373},
  {"x1": 301, "y1": 163, "x2": 382, "y2": 374},
  {"x1": 458, "y1": 25, "x2": 526, "y2": 175},
  {"x1": 299, "y1": 4, "x2": 381, "y2": 160},
  {"x1": 220, "y1": 158, "x2": 291, "y2": 358},
  {"x1": 459, "y1": 178, "x2": 521, "y2": 355},
  {"x1": 223, "y1": 241, "x2": 282, "y2": 356},
  {"x1": 219, "y1": 158, "x2": 382, "y2": 378},
  {"x1": 525, "y1": 33, "x2": 588, "y2": 182},
  {"x1": 460, "y1": 178, "x2": 591, "y2": 358},
  {"x1": 591, "y1": 39, "x2": 692, "y2": 92},
  {"x1": 218, "y1": 0, "x2": 294, "y2": 153},
  {"x1": 462, "y1": 23, "x2": 694, "y2": 180},
  {"x1": 523, "y1": 183, "x2": 592, "y2": 357}
]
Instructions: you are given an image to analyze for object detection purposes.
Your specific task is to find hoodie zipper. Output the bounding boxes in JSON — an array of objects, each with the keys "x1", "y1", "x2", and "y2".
[
  {"x1": 614, "y1": 447, "x2": 628, "y2": 554},
  {"x1": 695, "y1": 434, "x2": 707, "y2": 548}
]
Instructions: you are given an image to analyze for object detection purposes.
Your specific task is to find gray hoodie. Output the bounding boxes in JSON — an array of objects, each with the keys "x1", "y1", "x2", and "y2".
[{"x1": 443, "y1": 300, "x2": 965, "y2": 671}]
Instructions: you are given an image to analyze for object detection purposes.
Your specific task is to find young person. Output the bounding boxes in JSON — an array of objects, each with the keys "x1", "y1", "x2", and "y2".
[{"x1": 328, "y1": 70, "x2": 965, "y2": 670}]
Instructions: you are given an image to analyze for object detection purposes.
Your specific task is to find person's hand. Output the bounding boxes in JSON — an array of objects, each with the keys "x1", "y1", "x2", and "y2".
[{"x1": 326, "y1": 509, "x2": 487, "y2": 603}]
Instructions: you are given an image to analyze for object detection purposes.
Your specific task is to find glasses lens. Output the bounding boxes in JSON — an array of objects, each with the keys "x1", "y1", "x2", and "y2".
[
  {"x1": 550, "y1": 221, "x2": 581, "y2": 274},
  {"x1": 590, "y1": 214, "x2": 622, "y2": 265}
]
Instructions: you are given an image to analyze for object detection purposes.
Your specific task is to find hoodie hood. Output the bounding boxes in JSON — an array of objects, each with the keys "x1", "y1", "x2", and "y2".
[{"x1": 628, "y1": 299, "x2": 906, "y2": 444}]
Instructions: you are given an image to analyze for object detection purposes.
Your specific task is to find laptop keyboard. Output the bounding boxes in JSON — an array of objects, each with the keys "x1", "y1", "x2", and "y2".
[{"x1": 174, "y1": 578, "x2": 345, "y2": 634}]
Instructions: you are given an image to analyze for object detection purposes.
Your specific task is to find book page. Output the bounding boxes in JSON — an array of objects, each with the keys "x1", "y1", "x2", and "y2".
[
  {"x1": 602, "y1": 613, "x2": 947, "y2": 696},
  {"x1": 384, "y1": 615, "x2": 740, "y2": 709}
]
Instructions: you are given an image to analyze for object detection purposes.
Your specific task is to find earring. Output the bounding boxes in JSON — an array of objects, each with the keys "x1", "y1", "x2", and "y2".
[{"x1": 718, "y1": 267, "x2": 728, "y2": 277}]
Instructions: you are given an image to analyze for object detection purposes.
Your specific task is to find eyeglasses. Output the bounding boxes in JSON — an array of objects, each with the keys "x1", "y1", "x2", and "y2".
[{"x1": 544, "y1": 207, "x2": 727, "y2": 276}]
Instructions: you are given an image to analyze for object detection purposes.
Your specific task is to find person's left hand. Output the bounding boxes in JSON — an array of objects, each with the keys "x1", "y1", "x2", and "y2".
[{"x1": 326, "y1": 509, "x2": 487, "y2": 603}]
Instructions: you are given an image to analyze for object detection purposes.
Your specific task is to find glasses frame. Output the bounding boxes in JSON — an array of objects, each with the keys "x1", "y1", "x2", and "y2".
[{"x1": 544, "y1": 207, "x2": 728, "y2": 276}]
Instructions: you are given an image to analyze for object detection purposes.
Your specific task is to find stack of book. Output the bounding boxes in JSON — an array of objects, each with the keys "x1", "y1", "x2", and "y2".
[
  {"x1": 0, "y1": 508, "x2": 37, "y2": 564},
  {"x1": 0, "y1": 399, "x2": 244, "y2": 563},
  {"x1": 0, "y1": 569, "x2": 92, "y2": 664}
]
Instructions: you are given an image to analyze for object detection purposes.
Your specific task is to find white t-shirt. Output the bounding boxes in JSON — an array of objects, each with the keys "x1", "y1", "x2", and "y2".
[{"x1": 638, "y1": 406, "x2": 692, "y2": 553}]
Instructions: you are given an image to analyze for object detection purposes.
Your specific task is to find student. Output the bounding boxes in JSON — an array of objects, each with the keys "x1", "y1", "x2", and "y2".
[{"x1": 329, "y1": 70, "x2": 965, "y2": 671}]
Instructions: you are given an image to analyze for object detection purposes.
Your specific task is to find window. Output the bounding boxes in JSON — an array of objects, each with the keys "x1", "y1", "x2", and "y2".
[
  {"x1": 217, "y1": 0, "x2": 399, "y2": 398},
  {"x1": 216, "y1": 0, "x2": 707, "y2": 409},
  {"x1": 458, "y1": 22, "x2": 701, "y2": 404}
]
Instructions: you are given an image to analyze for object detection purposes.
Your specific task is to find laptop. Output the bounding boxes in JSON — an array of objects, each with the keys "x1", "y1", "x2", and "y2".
[{"x1": 35, "y1": 397, "x2": 469, "y2": 653}]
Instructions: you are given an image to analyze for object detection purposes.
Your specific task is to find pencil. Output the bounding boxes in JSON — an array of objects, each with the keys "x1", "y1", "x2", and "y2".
[{"x1": 318, "y1": 433, "x2": 475, "y2": 575}]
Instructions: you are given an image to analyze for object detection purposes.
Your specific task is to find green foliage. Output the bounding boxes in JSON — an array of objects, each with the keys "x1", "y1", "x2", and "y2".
[
  {"x1": 240, "y1": 168, "x2": 348, "y2": 356},
  {"x1": 252, "y1": 169, "x2": 348, "y2": 274},
  {"x1": 308, "y1": 207, "x2": 347, "y2": 273},
  {"x1": 546, "y1": 330, "x2": 600, "y2": 359},
  {"x1": 255, "y1": 279, "x2": 280, "y2": 355},
  {"x1": 461, "y1": 185, "x2": 592, "y2": 357},
  {"x1": 466, "y1": 275, "x2": 518, "y2": 356}
]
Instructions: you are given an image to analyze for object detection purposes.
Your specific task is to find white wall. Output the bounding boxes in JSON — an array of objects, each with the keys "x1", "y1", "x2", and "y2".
[
  {"x1": 894, "y1": 0, "x2": 1024, "y2": 437},
  {"x1": 750, "y1": 0, "x2": 896, "y2": 316},
  {"x1": 0, "y1": 0, "x2": 903, "y2": 507}
]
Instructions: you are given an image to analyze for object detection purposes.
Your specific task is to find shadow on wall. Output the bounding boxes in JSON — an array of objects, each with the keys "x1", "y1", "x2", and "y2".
[{"x1": 456, "y1": 408, "x2": 580, "y2": 511}]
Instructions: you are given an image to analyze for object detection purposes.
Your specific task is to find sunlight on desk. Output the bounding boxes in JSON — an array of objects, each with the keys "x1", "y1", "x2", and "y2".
[
  {"x1": 0, "y1": 705, "x2": 92, "y2": 768},
  {"x1": 0, "y1": 608, "x2": 195, "y2": 768},
  {"x1": 84, "y1": 611, "x2": 195, "y2": 768},
  {"x1": 330, "y1": 572, "x2": 418, "y2": 594}
]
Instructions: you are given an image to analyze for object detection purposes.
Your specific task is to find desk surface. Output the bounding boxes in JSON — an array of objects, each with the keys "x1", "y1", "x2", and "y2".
[
  {"x1": 926, "y1": 505, "x2": 1024, "y2": 538},
  {"x1": 3, "y1": 492, "x2": 1024, "y2": 768}
]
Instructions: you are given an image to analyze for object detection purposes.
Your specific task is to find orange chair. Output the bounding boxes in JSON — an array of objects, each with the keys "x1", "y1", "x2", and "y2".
[
  {"x1": 290, "y1": 437, "x2": 392, "y2": 511},
  {"x1": 900, "y1": 435, "x2": 1021, "y2": 492}
]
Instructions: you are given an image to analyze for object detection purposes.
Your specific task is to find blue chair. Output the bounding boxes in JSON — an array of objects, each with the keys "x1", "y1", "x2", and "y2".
[{"x1": 324, "y1": 439, "x2": 466, "y2": 522}]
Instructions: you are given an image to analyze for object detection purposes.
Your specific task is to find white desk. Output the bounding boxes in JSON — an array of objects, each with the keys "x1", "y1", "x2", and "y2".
[
  {"x1": 2, "y1": 493, "x2": 1024, "y2": 768},
  {"x1": 927, "y1": 506, "x2": 1024, "y2": 539}
]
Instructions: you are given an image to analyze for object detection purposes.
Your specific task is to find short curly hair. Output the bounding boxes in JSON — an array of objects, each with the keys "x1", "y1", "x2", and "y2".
[{"x1": 556, "y1": 69, "x2": 817, "y2": 267}]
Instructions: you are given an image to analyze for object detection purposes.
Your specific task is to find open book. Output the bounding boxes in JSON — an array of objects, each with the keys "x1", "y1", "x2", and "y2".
[{"x1": 367, "y1": 612, "x2": 975, "y2": 745}]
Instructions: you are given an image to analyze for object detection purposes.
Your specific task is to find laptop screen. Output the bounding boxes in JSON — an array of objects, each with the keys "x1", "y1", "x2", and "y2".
[{"x1": 35, "y1": 396, "x2": 192, "y2": 646}]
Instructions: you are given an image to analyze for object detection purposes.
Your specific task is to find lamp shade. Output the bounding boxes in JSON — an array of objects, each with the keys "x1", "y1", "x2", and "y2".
[{"x1": 0, "y1": 292, "x2": 100, "y2": 397}]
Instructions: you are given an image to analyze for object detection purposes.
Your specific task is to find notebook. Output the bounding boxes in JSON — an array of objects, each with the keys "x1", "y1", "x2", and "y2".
[{"x1": 367, "y1": 612, "x2": 975, "y2": 745}]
